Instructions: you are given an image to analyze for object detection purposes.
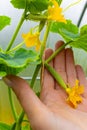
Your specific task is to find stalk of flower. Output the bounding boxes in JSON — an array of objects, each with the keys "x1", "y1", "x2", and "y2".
[
  {"x1": 45, "y1": 62, "x2": 84, "y2": 108},
  {"x1": 22, "y1": 31, "x2": 41, "y2": 51},
  {"x1": 48, "y1": 0, "x2": 66, "y2": 23}
]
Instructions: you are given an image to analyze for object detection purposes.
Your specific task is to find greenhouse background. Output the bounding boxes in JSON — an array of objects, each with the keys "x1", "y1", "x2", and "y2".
[{"x1": 0, "y1": 0, "x2": 87, "y2": 125}]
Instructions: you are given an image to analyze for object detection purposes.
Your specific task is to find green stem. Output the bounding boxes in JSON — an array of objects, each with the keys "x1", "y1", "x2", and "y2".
[
  {"x1": 45, "y1": 41, "x2": 72, "y2": 63},
  {"x1": 77, "y1": 1, "x2": 87, "y2": 27},
  {"x1": 30, "y1": 20, "x2": 50, "y2": 89},
  {"x1": 44, "y1": 41, "x2": 73, "y2": 91},
  {"x1": 40, "y1": 21, "x2": 51, "y2": 59},
  {"x1": 7, "y1": 41, "x2": 24, "y2": 53},
  {"x1": 11, "y1": 122, "x2": 16, "y2": 130},
  {"x1": 38, "y1": 20, "x2": 46, "y2": 32},
  {"x1": 8, "y1": 88, "x2": 18, "y2": 121},
  {"x1": 30, "y1": 64, "x2": 41, "y2": 88},
  {"x1": 26, "y1": 13, "x2": 47, "y2": 21},
  {"x1": 45, "y1": 63, "x2": 67, "y2": 90},
  {"x1": 6, "y1": 10, "x2": 26, "y2": 51},
  {"x1": 15, "y1": 111, "x2": 25, "y2": 130},
  {"x1": 30, "y1": 126, "x2": 32, "y2": 130}
]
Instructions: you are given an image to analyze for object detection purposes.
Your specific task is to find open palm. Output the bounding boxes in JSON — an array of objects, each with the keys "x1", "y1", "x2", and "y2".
[{"x1": 3, "y1": 41, "x2": 87, "y2": 130}]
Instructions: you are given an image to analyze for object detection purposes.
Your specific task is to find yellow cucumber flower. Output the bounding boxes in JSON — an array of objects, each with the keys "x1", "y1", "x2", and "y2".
[
  {"x1": 66, "y1": 79, "x2": 84, "y2": 108},
  {"x1": 22, "y1": 32, "x2": 40, "y2": 51},
  {"x1": 48, "y1": 0, "x2": 66, "y2": 23}
]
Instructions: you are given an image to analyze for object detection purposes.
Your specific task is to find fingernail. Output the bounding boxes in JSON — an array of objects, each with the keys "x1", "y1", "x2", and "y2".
[{"x1": 2, "y1": 76, "x2": 13, "y2": 87}]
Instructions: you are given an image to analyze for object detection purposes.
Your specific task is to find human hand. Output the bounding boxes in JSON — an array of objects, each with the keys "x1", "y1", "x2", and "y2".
[{"x1": 3, "y1": 41, "x2": 87, "y2": 130}]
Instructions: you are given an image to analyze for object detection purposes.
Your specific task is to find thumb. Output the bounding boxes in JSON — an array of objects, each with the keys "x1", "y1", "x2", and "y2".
[{"x1": 2, "y1": 75, "x2": 48, "y2": 125}]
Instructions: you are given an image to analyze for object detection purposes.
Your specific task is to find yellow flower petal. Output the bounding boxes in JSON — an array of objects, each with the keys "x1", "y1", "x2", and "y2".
[
  {"x1": 48, "y1": 0, "x2": 66, "y2": 23},
  {"x1": 22, "y1": 32, "x2": 40, "y2": 51},
  {"x1": 66, "y1": 79, "x2": 84, "y2": 108}
]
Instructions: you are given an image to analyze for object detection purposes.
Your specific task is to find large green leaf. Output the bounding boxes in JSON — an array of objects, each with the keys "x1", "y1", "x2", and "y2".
[
  {"x1": 0, "y1": 48, "x2": 40, "y2": 76},
  {"x1": 80, "y1": 24, "x2": 87, "y2": 36},
  {"x1": 70, "y1": 34, "x2": 87, "y2": 52},
  {"x1": 0, "y1": 16, "x2": 11, "y2": 31},
  {"x1": 27, "y1": 0, "x2": 49, "y2": 14},
  {"x1": 0, "y1": 122, "x2": 10, "y2": 130},
  {"x1": 50, "y1": 20, "x2": 79, "y2": 42},
  {"x1": 10, "y1": 0, "x2": 49, "y2": 14},
  {"x1": 10, "y1": 0, "x2": 26, "y2": 9}
]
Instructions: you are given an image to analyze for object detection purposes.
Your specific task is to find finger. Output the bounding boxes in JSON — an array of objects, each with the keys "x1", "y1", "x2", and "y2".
[
  {"x1": 3, "y1": 75, "x2": 48, "y2": 126},
  {"x1": 54, "y1": 41, "x2": 67, "y2": 89},
  {"x1": 40, "y1": 49, "x2": 55, "y2": 100},
  {"x1": 65, "y1": 48, "x2": 77, "y2": 87},
  {"x1": 76, "y1": 65, "x2": 87, "y2": 98}
]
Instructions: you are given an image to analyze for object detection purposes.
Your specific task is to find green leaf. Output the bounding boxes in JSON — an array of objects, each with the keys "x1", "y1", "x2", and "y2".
[
  {"x1": 56, "y1": 0, "x2": 62, "y2": 5},
  {"x1": 10, "y1": 0, "x2": 49, "y2": 14},
  {"x1": 70, "y1": 34, "x2": 87, "y2": 52},
  {"x1": 50, "y1": 20, "x2": 79, "y2": 42},
  {"x1": 0, "y1": 122, "x2": 10, "y2": 130},
  {"x1": 28, "y1": 0, "x2": 49, "y2": 14},
  {"x1": 0, "y1": 16, "x2": 11, "y2": 31},
  {"x1": 10, "y1": 0, "x2": 25, "y2": 9},
  {"x1": 80, "y1": 24, "x2": 87, "y2": 36},
  {"x1": 0, "y1": 48, "x2": 41, "y2": 76}
]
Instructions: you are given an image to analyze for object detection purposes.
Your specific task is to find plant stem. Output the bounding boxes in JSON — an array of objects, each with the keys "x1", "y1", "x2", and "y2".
[
  {"x1": 26, "y1": 13, "x2": 47, "y2": 21},
  {"x1": 15, "y1": 110, "x2": 25, "y2": 130},
  {"x1": 38, "y1": 20, "x2": 46, "y2": 32},
  {"x1": 30, "y1": 126, "x2": 32, "y2": 130},
  {"x1": 11, "y1": 122, "x2": 16, "y2": 130},
  {"x1": 6, "y1": 10, "x2": 26, "y2": 51},
  {"x1": 8, "y1": 88, "x2": 18, "y2": 121},
  {"x1": 30, "y1": 64, "x2": 41, "y2": 88},
  {"x1": 77, "y1": 1, "x2": 87, "y2": 27},
  {"x1": 40, "y1": 21, "x2": 51, "y2": 59},
  {"x1": 44, "y1": 42, "x2": 73, "y2": 90},
  {"x1": 45, "y1": 41, "x2": 72, "y2": 63},
  {"x1": 45, "y1": 63, "x2": 67, "y2": 90},
  {"x1": 30, "y1": 19, "x2": 51, "y2": 89},
  {"x1": 7, "y1": 41, "x2": 24, "y2": 53}
]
